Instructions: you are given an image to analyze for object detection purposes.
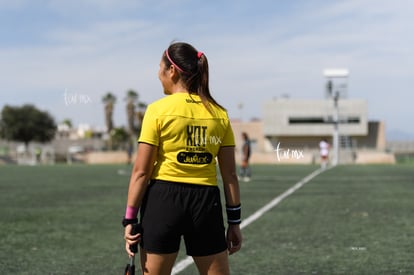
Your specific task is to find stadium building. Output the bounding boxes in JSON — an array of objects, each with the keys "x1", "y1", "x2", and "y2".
[
  {"x1": 232, "y1": 98, "x2": 394, "y2": 165},
  {"x1": 231, "y1": 69, "x2": 395, "y2": 164}
]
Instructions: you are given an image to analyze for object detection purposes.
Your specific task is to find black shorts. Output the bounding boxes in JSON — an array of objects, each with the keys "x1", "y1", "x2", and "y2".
[{"x1": 139, "y1": 179, "x2": 227, "y2": 256}]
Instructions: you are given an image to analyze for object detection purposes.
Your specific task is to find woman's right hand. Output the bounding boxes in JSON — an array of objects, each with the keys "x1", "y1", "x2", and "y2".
[{"x1": 124, "y1": 224, "x2": 141, "y2": 257}]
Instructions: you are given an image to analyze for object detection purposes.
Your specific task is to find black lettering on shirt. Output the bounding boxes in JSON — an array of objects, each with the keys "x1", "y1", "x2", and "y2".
[
  {"x1": 177, "y1": 152, "x2": 213, "y2": 164},
  {"x1": 186, "y1": 125, "x2": 208, "y2": 147}
]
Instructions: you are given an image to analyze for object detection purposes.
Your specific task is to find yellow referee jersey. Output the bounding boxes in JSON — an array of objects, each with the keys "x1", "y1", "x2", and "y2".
[{"x1": 138, "y1": 92, "x2": 235, "y2": 186}]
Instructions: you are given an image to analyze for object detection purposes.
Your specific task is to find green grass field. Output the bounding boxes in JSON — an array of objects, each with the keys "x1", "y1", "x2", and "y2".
[{"x1": 1, "y1": 164, "x2": 413, "y2": 274}]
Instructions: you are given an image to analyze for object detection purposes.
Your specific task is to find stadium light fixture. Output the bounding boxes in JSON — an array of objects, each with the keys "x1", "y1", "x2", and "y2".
[{"x1": 323, "y1": 68, "x2": 349, "y2": 78}]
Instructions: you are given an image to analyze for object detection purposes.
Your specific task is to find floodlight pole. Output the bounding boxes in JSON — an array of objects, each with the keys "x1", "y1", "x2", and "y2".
[
  {"x1": 332, "y1": 91, "x2": 339, "y2": 166},
  {"x1": 323, "y1": 68, "x2": 349, "y2": 166}
]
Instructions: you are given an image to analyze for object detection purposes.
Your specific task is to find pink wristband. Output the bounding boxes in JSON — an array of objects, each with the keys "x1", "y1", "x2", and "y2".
[{"x1": 125, "y1": 206, "x2": 138, "y2": 219}]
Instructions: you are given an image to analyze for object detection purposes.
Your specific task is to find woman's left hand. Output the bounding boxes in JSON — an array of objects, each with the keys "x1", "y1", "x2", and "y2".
[{"x1": 226, "y1": 224, "x2": 242, "y2": 255}]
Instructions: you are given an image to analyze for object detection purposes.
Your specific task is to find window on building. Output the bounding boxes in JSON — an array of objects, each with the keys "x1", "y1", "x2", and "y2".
[{"x1": 289, "y1": 117, "x2": 360, "y2": 124}]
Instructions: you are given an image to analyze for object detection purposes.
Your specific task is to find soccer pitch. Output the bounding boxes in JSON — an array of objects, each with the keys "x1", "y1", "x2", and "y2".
[{"x1": 0, "y1": 164, "x2": 413, "y2": 274}]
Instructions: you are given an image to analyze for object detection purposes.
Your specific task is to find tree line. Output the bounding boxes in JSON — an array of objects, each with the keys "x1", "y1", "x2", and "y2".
[{"x1": 0, "y1": 89, "x2": 147, "y2": 151}]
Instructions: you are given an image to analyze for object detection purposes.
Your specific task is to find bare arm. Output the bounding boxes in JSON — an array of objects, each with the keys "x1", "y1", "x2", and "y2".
[
  {"x1": 217, "y1": 146, "x2": 242, "y2": 254},
  {"x1": 124, "y1": 142, "x2": 157, "y2": 256},
  {"x1": 126, "y1": 142, "x2": 157, "y2": 208},
  {"x1": 218, "y1": 146, "x2": 240, "y2": 206}
]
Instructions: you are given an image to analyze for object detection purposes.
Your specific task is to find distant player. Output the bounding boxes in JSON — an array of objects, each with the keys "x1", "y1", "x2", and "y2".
[
  {"x1": 240, "y1": 132, "x2": 252, "y2": 181},
  {"x1": 319, "y1": 138, "x2": 330, "y2": 169}
]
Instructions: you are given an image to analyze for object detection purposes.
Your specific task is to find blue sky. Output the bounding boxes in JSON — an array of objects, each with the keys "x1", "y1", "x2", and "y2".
[{"x1": 1, "y1": 0, "x2": 413, "y2": 139}]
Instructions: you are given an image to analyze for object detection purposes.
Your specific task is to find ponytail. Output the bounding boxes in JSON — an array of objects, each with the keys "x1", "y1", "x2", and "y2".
[{"x1": 163, "y1": 42, "x2": 225, "y2": 112}]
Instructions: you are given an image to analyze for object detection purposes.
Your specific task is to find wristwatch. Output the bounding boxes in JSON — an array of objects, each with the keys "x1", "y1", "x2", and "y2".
[{"x1": 122, "y1": 217, "x2": 138, "y2": 227}]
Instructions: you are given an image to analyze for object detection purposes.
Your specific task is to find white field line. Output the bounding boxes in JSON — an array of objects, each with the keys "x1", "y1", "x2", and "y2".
[{"x1": 171, "y1": 167, "x2": 328, "y2": 274}]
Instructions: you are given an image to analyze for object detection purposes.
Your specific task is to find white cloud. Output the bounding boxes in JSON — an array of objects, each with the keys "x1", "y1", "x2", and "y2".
[{"x1": 1, "y1": 0, "x2": 413, "y2": 135}]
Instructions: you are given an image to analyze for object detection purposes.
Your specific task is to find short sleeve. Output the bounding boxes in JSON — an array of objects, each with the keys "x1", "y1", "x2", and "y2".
[
  {"x1": 138, "y1": 104, "x2": 160, "y2": 146},
  {"x1": 221, "y1": 119, "x2": 235, "y2": 147}
]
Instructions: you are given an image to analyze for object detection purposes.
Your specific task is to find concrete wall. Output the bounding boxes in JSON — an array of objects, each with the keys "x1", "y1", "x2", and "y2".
[
  {"x1": 230, "y1": 119, "x2": 395, "y2": 164},
  {"x1": 85, "y1": 151, "x2": 135, "y2": 164},
  {"x1": 263, "y1": 98, "x2": 368, "y2": 136},
  {"x1": 354, "y1": 151, "x2": 396, "y2": 164}
]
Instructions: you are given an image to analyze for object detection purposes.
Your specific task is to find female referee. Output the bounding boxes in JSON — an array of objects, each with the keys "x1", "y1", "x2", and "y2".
[{"x1": 123, "y1": 42, "x2": 242, "y2": 275}]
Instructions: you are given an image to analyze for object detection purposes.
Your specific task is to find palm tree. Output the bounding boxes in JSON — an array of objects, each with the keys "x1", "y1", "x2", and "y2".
[
  {"x1": 102, "y1": 92, "x2": 116, "y2": 133},
  {"x1": 125, "y1": 89, "x2": 138, "y2": 137},
  {"x1": 62, "y1": 118, "x2": 73, "y2": 128},
  {"x1": 136, "y1": 102, "x2": 147, "y2": 133}
]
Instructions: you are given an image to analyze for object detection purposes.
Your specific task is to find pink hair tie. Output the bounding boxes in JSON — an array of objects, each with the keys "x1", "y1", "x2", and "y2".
[{"x1": 197, "y1": 51, "x2": 204, "y2": 59}]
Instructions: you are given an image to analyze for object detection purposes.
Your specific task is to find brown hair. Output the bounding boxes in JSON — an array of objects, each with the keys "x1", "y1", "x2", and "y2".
[{"x1": 163, "y1": 42, "x2": 225, "y2": 111}]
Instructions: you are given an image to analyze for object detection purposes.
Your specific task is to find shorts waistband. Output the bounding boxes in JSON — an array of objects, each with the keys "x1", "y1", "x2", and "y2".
[{"x1": 150, "y1": 179, "x2": 217, "y2": 189}]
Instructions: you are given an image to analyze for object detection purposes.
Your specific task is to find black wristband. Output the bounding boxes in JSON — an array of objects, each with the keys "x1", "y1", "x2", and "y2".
[
  {"x1": 226, "y1": 204, "x2": 241, "y2": 225},
  {"x1": 122, "y1": 217, "x2": 138, "y2": 227}
]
